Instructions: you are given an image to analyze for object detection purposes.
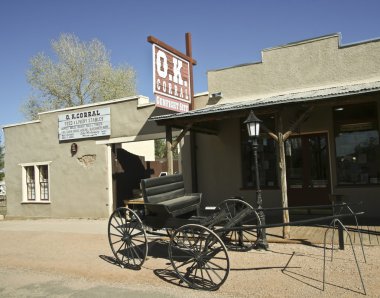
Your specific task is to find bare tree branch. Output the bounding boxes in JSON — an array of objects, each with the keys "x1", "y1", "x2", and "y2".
[{"x1": 22, "y1": 33, "x2": 137, "y2": 120}]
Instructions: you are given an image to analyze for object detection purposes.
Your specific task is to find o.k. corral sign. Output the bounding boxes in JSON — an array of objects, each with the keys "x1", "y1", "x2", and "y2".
[
  {"x1": 152, "y1": 44, "x2": 191, "y2": 113},
  {"x1": 58, "y1": 107, "x2": 111, "y2": 141}
]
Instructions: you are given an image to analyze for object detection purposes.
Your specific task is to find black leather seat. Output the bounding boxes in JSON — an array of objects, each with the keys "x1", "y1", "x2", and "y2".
[{"x1": 141, "y1": 174, "x2": 201, "y2": 217}]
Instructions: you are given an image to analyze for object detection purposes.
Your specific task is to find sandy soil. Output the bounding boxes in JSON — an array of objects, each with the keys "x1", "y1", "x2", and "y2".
[{"x1": 0, "y1": 220, "x2": 379, "y2": 297}]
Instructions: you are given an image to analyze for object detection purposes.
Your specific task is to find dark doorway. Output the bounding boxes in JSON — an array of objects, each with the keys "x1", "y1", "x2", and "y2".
[
  {"x1": 112, "y1": 147, "x2": 148, "y2": 208},
  {"x1": 285, "y1": 133, "x2": 331, "y2": 206}
]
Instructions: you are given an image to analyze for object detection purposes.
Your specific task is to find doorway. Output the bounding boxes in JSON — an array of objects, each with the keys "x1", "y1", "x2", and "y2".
[{"x1": 285, "y1": 133, "x2": 331, "y2": 206}]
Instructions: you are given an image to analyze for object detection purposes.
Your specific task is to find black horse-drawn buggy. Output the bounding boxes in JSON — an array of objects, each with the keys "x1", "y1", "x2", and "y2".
[
  {"x1": 108, "y1": 173, "x2": 261, "y2": 290},
  {"x1": 107, "y1": 174, "x2": 366, "y2": 292}
]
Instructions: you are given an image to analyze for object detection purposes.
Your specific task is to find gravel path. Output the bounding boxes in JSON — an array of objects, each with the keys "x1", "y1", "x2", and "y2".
[{"x1": 0, "y1": 219, "x2": 379, "y2": 297}]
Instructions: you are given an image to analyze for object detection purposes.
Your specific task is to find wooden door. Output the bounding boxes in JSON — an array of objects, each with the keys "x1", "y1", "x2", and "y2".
[{"x1": 286, "y1": 133, "x2": 331, "y2": 206}]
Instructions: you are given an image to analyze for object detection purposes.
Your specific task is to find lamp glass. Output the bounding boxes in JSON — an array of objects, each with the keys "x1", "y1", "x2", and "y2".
[
  {"x1": 247, "y1": 122, "x2": 260, "y2": 137},
  {"x1": 244, "y1": 110, "x2": 262, "y2": 137}
]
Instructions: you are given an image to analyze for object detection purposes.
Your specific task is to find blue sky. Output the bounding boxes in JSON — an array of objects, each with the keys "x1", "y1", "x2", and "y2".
[{"x1": 1, "y1": 0, "x2": 380, "y2": 142}]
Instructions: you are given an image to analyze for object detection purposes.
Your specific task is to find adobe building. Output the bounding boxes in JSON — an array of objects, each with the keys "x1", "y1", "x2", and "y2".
[
  {"x1": 153, "y1": 33, "x2": 380, "y2": 222},
  {"x1": 2, "y1": 96, "x2": 186, "y2": 218},
  {"x1": 3, "y1": 33, "x2": 380, "y2": 222}
]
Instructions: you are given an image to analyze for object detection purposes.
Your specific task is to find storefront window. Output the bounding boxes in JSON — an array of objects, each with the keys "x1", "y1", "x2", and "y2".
[
  {"x1": 285, "y1": 134, "x2": 329, "y2": 189},
  {"x1": 334, "y1": 102, "x2": 380, "y2": 185},
  {"x1": 241, "y1": 116, "x2": 278, "y2": 188}
]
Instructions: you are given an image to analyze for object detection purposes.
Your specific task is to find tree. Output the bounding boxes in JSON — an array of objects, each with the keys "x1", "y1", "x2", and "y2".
[
  {"x1": 154, "y1": 139, "x2": 179, "y2": 159},
  {"x1": 22, "y1": 33, "x2": 137, "y2": 120}
]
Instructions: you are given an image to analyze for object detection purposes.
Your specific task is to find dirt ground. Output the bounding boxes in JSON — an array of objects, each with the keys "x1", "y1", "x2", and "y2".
[{"x1": 0, "y1": 219, "x2": 379, "y2": 297}]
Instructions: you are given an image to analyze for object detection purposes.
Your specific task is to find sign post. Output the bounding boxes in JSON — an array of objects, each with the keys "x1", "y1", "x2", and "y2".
[
  {"x1": 148, "y1": 35, "x2": 196, "y2": 113},
  {"x1": 148, "y1": 34, "x2": 196, "y2": 175}
]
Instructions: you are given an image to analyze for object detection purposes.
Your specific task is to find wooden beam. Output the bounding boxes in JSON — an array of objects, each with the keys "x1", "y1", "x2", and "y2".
[
  {"x1": 261, "y1": 124, "x2": 278, "y2": 142},
  {"x1": 147, "y1": 35, "x2": 197, "y2": 65},
  {"x1": 155, "y1": 108, "x2": 279, "y2": 128},
  {"x1": 172, "y1": 124, "x2": 192, "y2": 149},
  {"x1": 283, "y1": 105, "x2": 315, "y2": 140}
]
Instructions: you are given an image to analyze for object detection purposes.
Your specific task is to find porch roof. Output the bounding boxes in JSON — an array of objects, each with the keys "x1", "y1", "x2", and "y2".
[{"x1": 150, "y1": 80, "x2": 380, "y2": 125}]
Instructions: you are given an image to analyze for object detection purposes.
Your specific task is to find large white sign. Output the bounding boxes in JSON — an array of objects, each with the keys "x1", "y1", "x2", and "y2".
[
  {"x1": 152, "y1": 44, "x2": 191, "y2": 112},
  {"x1": 58, "y1": 107, "x2": 111, "y2": 141}
]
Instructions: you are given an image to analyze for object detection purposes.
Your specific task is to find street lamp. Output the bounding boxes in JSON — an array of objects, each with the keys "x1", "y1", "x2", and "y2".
[{"x1": 244, "y1": 110, "x2": 269, "y2": 250}]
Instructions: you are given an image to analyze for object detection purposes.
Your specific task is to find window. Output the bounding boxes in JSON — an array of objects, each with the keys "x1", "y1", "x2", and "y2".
[
  {"x1": 21, "y1": 163, "x2": 50, "y2": 202},
  {"x1": 285, "y1": 134, "x2": 329, "y2": 189},
  {"x1": 334, "y1": 102, "x2": 380, "y2": 185},
  {"x1": 25, "y1": 166, "x2": 36, "y2": 200},
  {"x1": 241, "y1": 116, "x2": 278, "y2": 188}
]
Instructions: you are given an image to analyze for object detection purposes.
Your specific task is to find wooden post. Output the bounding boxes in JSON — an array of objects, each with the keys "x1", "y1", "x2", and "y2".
[
  {"x1": 263, "y1": 107, "x2": 314, "y2": 239},
  {"x1": 278, "y1": 129, "x2": 291, "y2": 239},
  {"x1": 166, "y1": 126, "x2": 173, "y2": 175},
  {"x1": 186, "y1": 32, "x2": 198, "y2": 191},
  {"x1": 186, "y1": 32, "x2": 195, "y2": 111}
]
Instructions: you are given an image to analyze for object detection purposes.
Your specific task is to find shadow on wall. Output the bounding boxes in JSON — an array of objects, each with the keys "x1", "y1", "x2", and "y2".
[{"x1": 114, "y1": 148, "x2": 148, "y2": 208}]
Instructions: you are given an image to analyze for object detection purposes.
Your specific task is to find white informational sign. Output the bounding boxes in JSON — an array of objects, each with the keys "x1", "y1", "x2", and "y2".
[
  {"x1": 58, "y1": 107, "x2": 111, "y2": 141},
  {"x1": 152, "y1": 44, "x2": 191, "y2": 112}
]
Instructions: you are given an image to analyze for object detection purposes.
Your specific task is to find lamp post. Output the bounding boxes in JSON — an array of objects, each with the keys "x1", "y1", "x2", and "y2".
[{"x1": 244, "y1": 110, "x2": 269, "y2": 250}]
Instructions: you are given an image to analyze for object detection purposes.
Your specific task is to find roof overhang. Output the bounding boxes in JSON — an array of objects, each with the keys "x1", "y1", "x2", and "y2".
[{"x1": 150, "y1": 80, "x2": 380, "y2": 132}]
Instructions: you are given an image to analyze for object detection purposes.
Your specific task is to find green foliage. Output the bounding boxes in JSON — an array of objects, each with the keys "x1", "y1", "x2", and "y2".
[
  {"x1": 22, "y1": 33, "x2": 137, "y2": 120},
  {"x1": 155, "y1": 139, "x2": 167, "y2": 159},
  {"x1": 154, "y1": 139, "x2": 179, "y2": 159}
]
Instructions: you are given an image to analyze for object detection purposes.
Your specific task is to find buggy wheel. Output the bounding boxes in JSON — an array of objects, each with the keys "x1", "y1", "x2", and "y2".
[
  {"x1": 169, "y1": 224, "x2": 230, "y2": 291},
  {"x1": 166, "y1": 228, "x2": 174, "y2": 239},
  {"x1": 217, "y1": 198, "x2": 260, "y2": 251},
  {"x1": 108, "y1": 207, "x2": 148, "y2": 270}
]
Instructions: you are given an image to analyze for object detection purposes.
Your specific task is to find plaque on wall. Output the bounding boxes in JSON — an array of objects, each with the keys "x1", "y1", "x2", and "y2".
[{"x1": 58, "y1": 107, "x2": 111, "y2": 141}]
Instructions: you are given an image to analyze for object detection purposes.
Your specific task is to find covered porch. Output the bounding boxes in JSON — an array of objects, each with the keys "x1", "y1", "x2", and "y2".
[{"x1": 151, "y1": 81, "x2": 380, "y2": 224}]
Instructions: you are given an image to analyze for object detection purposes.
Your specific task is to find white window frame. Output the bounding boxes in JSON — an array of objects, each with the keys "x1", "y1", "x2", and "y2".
[{"x1": 20, "y1": 162, "x2": 52, "y2": 203}]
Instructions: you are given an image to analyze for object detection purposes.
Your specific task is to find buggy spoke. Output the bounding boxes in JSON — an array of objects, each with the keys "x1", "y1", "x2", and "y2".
[
  {"x1": 173, "y1": 258, "x2": 196, "y2": 269},
  {"x1": 110, "y1": 231, "x2": 123, "y2": 238},
  {"x1": 207, "y1": 259, "x2": 226, "y2": 271},
  {"x1": 111, "y1": 238, "x2": 123, "y2": 246},
  {"x1": 115, "y1": 210, "x2": 126, "y2": 233},
  {"x1": 216, "y1": 199, "x2": 258, "y2": 251},
  {"x1": 169, "y1": 224, "x2": 229, "y2": 291},
  {"x1": 120, "y1": 242, "x2": 127, "y2": 263},
  {"x1": 110, "y1": 222, "x2": 124, "y2": 235},
  {"x1": 116, "y1": 239, "x2": 126, "y2": 254},
  {"x1": 108, "y1": 207, "x2": 147, "y2": 270},
  {"x1": 130, "y1": 240, "x2": 145, "y2": 254},
  {"x1": 203, "y1": 263, "x2": 216, "y2": 284},
  {"x1": 204, "y1": 261, "x2": 223, "y2": 281}
]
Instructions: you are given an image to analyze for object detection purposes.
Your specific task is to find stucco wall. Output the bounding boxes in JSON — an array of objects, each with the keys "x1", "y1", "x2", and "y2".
[
  {"x1": 196, "y1": 118, "x2": 244, "y2": 207},
  {"x1": 4, "y1": 116, "x2": 109, "y2": 218},
  {"x1": 208, "y1": 34, "x2": 380, "y2": 103},
  {"x1": 4, "y1": 96, "x2": 165, "y2": 218}
]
